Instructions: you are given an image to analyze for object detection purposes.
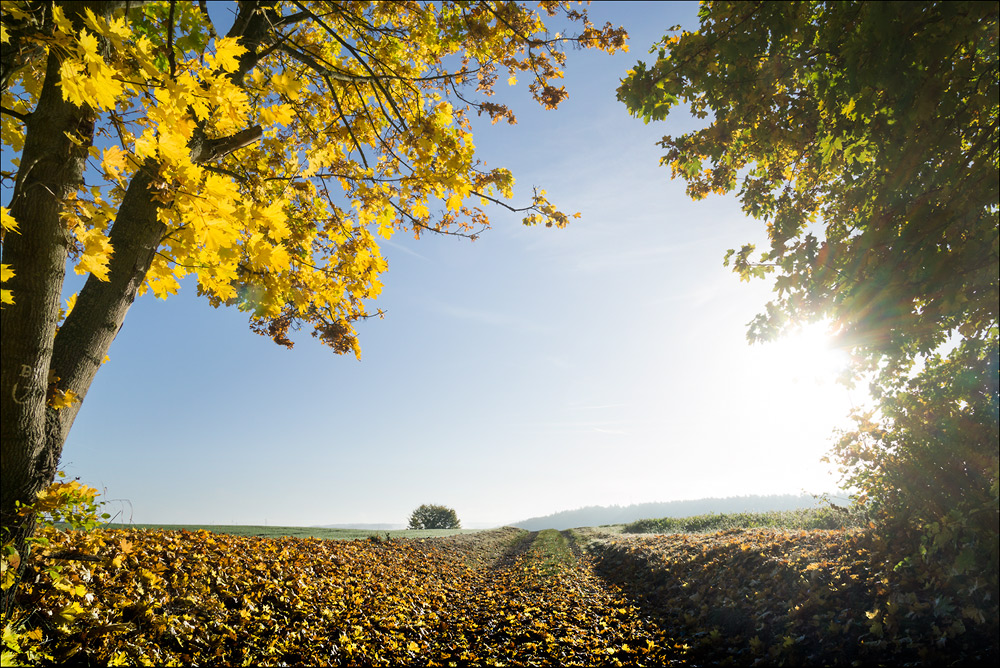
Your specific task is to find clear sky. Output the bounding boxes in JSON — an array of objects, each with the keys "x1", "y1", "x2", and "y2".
[{"x1": 49, "y1": 2, "x2": 860, "y2": 528}]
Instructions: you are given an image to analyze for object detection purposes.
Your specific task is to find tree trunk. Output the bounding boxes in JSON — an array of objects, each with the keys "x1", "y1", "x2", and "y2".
[
  {"x1": 1, "y1": 37, "x2": 90, "y2": 542},
  {"x1": 0, "y1": 0, "x2": 165, "y2": 618},
  {"x1": 1, "y1": 1, "x2": 277, "y2": 620}
]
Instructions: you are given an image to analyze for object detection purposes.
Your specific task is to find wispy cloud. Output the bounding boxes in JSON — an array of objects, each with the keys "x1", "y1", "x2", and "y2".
[
  {"x1": 424, "y1": 299, "x2": 549, "y2": 334},
  {"x1": 381, "y1": 237, "x2": 433, "y2": 263},
  {"x1": 513, "y1": 417, "x2": 631, "y2": 436},
  {"x1": 566, "y1": 402, "x2": 629, "y2": 412}
]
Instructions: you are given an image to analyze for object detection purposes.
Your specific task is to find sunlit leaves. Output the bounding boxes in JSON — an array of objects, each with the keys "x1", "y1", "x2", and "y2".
[
  {"x1": 2, "y1": 1, "x2": 627, "y2": 357},
  {"x1": 618, "y1": 1, "x2": 998, "y2": 367},
  {"x1": 6, "y1": 527, "x2": 675, "y2": 666},
  {"x1": 8, "y1": 522, "x2": 996, "y2": 666},
  {"x1": 0, "y1": 206, "x2": 15, "y2": 302}
]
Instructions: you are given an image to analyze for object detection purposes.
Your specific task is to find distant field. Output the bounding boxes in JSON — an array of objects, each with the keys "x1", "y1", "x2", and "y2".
[
  {"x1": 97, "y1": 523, "x2": 484, "y2": 540},
  {"x1": 621, "y1": 506, "x2": 866, "y2": 534}
]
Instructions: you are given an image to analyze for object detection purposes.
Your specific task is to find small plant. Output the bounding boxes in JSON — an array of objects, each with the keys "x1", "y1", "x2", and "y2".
[
  {"x1": 1, "y1": 472, "x2": 110, "y2": 665},
  {"x1": 408, "y1": 504, "x2": 461, "y2": 530}
]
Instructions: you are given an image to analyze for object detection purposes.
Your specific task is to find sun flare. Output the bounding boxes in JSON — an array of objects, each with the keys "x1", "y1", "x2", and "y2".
[{"x1": 767, "y1": 321, "x2": 851, "y2": 387}]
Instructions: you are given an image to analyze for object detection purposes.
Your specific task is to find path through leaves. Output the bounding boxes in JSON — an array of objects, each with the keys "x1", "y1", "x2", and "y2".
[
  {"x1": 6, "y1": 525, "x2": 997, "y2": 665},
  {"x1": 8, "y1": 527, "x2": 682, "y2": 665}
]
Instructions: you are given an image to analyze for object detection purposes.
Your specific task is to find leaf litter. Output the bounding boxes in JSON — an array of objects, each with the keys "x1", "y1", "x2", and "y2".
[{"x1": 6, "y1": 524, "x2": 997, "y2": 666}]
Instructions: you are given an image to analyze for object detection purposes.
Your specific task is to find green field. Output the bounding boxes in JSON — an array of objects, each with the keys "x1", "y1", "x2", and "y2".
[
  {"x1": 96, "y1": 523, "x2": 484, "y2": 541},
  {"x1": 620, "y1": 506, "x2": 866, "y2": 534}
]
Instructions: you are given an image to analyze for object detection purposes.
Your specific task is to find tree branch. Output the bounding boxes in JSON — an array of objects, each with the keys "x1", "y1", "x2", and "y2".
[
  {"x1": 0, "y1": 105, "x2": 30, "y2": 122},
  {"x1": 198, "y1": 125, "x2": 264, "y2": 163}
]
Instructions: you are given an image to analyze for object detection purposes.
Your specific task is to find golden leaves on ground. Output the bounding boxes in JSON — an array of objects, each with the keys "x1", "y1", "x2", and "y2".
[
  {"x1": 589, "y1": 528, "x2": 999, "y2": 666},
  {"x1": 9, "y1": 525, "x2": 996, "y2": 665},
  {"x1": 10, "y1": 527, "x2": 681, "y2": 666}
]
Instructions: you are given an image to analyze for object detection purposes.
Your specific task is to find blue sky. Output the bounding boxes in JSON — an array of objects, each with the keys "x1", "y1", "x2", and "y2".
[{"x1": 44, "y1": 2, "x2": 860, "y2": 528}]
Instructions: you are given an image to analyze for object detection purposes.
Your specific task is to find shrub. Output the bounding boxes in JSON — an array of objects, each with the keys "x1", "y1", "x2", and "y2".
[{"x1": 408, "y1": 504, "x2": 461, "y2": 530}]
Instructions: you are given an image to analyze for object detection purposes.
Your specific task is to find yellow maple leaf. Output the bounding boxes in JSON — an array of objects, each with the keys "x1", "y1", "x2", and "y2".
[
  {"x1": 51, "y1": 5, "x2": 73, "y2": 35},
  {"x1": 412, "y1": 202, "x2": 430, "y2": 219},
  {"x1": 73, "y1": 225, "x2": 113, "y2": 281},
  {"x1": 208, "y1": 38, "x2": 247, "y2": 74},
  {"x1": 445, "y1": 191, "x2": 463, "y2": 212},
  {"x1": 49, "y1": 389, "x2": 79, "y2": 410},
  {"x1": 101, "y1": 145, "x2": 128, "y2": 179},
  {"x1": 63, "y1": 292, "x2": 78, "y2": 319},
  {"x1": 81, "y1": 62, "x2": 124, "y2": 110},
  {"x1": 0, "y1": 263, "x2": 13, "y2": 305},
  {"x1": 254, "y1": 202, "x2": 289, "y2": 241},
  {"x1": 59, "y1": 59, "x2": 88, "y2": 108},
  {"x1": 77, "y1": 29, "x2": 100, "y2": 62},
  {"x1": 271, "y1": 71, "x2": 303, "y2": 100},
  {"x1": 261, "y1": 104, "x2": 295, "y2": 127},
  {"x1": 0, "y1": 207, "x2": 18, "y2": 233}
]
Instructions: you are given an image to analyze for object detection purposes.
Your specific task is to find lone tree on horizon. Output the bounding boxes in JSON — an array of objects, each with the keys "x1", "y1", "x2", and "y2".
[{"x1": 408, "y1": 504, "x2": 461, "y2": 530}]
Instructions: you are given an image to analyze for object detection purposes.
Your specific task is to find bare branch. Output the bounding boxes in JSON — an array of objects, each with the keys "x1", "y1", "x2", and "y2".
[
  {"x1": 197, "y1": 0, "x2": 219, "y2": 40},
  {"x1": 166, "y1": 0, "x2": 177, "y2": 79},
  {"x1": 289, "y1": 0, "x2": 408, "y2": 128},
  {"x1": 0, "y1": 105, "x2": 30, "y2": 122},
  {"x1": 199, "y1": 125, "x2": 264, "y2": 163}
]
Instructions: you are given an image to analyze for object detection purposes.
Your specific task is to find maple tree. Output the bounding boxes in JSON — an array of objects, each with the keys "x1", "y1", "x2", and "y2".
[
  {"x1": 618, "y1": 0, "x2": 998, "y2": 605},
  {"x1": 0, "y1": 0, "x2": 626, "y2": 581},
  {"x1": 407, "y1": 503, "x2": 460, "y2": 530}
]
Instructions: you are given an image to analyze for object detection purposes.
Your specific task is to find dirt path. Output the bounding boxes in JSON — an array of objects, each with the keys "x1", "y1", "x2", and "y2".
[{"x1": 417, "y1": 528, "x2": 687, "y2": 666}]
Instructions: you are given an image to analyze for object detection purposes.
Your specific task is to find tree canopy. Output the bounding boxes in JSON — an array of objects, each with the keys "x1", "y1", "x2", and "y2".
[
  {"x1": 619, "y1": 1, "x2": 996, "y2": 374},
  {"x1": 618, "y1": 0, "x2": 998, "y2": 602},
  {"x1": 408, "y1": 504, "x2": 461, "y2": 530},
  {"x1": 0, "y1": 0, "x2": 625, "y2": 559}
]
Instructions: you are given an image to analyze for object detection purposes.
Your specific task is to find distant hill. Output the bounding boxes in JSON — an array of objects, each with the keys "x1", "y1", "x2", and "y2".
[{"x1": 511, "y1": 494, "x2": 845, "y2": 531}]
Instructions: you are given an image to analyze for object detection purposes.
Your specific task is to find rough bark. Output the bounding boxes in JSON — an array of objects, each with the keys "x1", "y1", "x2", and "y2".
[
  {"x1": 1, "y1": 1, "x2": 279, "y2": 621},
  {"x1": 0, "y1": 1, "x2": 163, "y2": 619},
  {"x1": 0, "y1": 4, "x2": 104, "y2": 621},
  {"x1": 1, "y1": 26, "x2": 92, "y2": 538}
]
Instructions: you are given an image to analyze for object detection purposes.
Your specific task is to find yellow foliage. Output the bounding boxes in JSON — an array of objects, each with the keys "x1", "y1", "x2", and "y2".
[
  {"x1": 0, "y1": 264, "x2": 13, "y2": 306},
  {"x1": 71, "y1": 224, "x2": 113, "y2": 282},
  {"x1": 0, "y1": 206, "x2": 18, "y2": 233},
  {"x1": 1, "y1": 1, "x2": 626, "y2": 352}
]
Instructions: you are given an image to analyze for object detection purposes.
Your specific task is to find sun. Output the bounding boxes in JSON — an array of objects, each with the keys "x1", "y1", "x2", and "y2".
[
  {"x1": 767, "y1": 320, "x2": 851, "y2": 387},
  {"x1": 732, "y1": 318, "x2": 858, "y2": 494}
]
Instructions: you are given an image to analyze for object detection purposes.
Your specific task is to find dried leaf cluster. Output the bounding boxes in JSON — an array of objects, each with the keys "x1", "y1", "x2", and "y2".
[{"x1": 8, "y1": 524, "x2": 997, "y2": 666}]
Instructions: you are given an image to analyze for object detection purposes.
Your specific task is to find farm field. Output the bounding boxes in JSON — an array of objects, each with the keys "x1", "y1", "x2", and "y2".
[
  {"x1": 96, "y1": 523, "x2": 482, "y2": 541},
  {"x1": 5, "y1": 522, "x2": 998, "y2": 666}
]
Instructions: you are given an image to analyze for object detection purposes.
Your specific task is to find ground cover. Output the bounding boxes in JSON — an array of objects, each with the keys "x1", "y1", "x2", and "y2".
[
  {"x1": 4, "y1": 526, "x2": 680, "y2": 665},
  {"x1": 586, "y1": 529, "x2": 998, "y2": 666},
  {"x1": 4, "y1": 522, "x2": 996, "y2": 666}
]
